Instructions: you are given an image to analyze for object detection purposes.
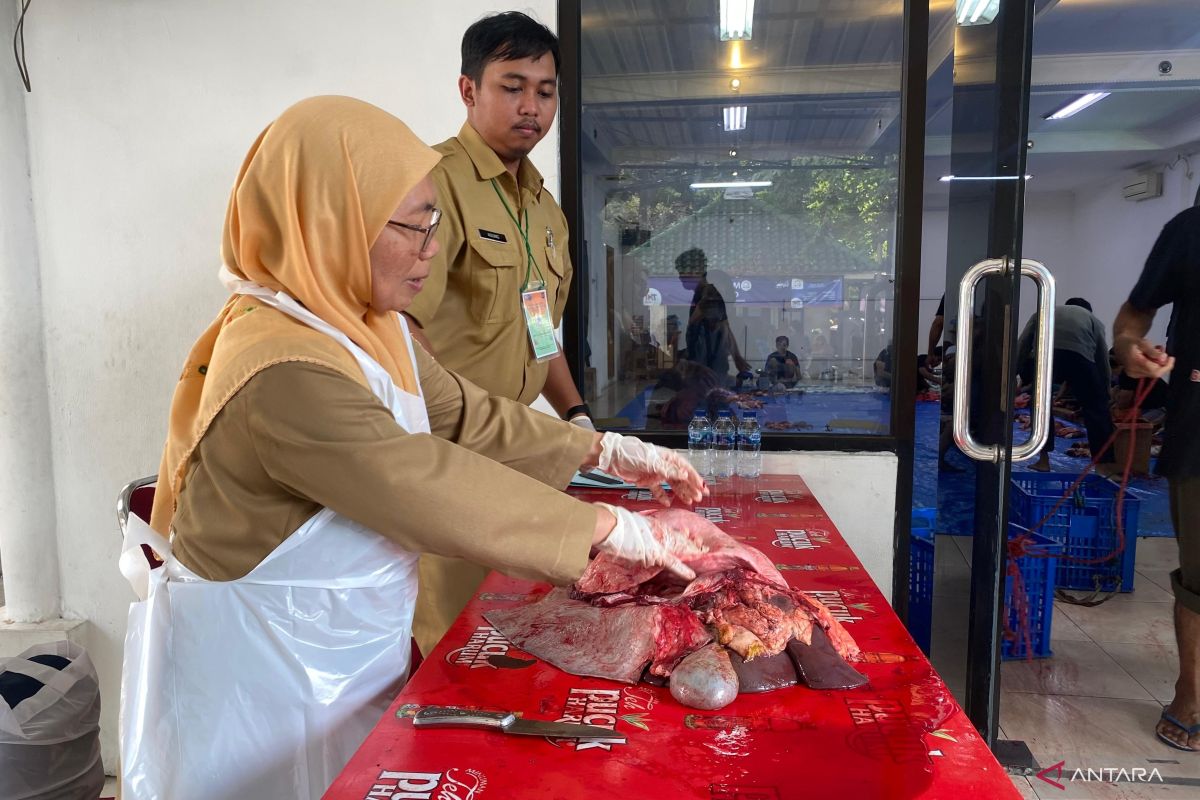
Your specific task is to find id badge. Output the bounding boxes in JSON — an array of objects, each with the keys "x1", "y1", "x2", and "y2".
[{"x1": 521, "y1": 287, "x2": 559, "y2": 362}]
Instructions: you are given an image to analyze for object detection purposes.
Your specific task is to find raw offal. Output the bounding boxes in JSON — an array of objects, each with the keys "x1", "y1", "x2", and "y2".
[
  {"x1": 727, "y1": 650, "x2": 798, "y2": 693},
  {"x1": 682, "y1": 568, "x2": 861, "y2": 663},
  {"x1": 575, "y1": 508, "x2": 786, "y2": 597},
  {"x1": 484, "y1": 588, "x2": 710, "y2": 684},
  {"x1": 786, "y1": 628, "x2": 868, "y2": 690},
  {"x1": 669, "y1": 644, "x2": 739, "y2": 710},
  {"x1": 487, "y1": 510, "x2": 863, "y2": 708}
]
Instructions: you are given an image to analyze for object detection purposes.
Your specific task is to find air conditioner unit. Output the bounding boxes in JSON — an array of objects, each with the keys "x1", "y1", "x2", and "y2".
[{"x1": 1123, "y1": 171, "x2": 1163, "y2": 201}]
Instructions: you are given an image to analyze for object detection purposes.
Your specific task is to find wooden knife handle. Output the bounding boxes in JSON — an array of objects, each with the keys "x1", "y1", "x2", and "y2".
[{"x1": 412, "y1": 706, "x2": 516, "y2": 730}]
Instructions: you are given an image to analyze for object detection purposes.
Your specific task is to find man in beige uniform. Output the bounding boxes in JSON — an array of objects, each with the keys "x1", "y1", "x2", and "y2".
[{"x1": 405, "y1": 12, "x2": 594, "y2": 652}]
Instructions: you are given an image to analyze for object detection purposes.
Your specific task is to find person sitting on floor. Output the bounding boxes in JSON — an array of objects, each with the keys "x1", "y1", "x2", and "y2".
[
  {"x1": 764, "y1": 336, "x2": 801, "y2": 387},
  {"x1": 874, "y1": 345, "x2": 893, "y2": 388}
]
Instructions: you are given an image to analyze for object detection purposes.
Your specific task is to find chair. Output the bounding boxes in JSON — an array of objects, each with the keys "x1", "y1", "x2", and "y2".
[
  {"x1": 117, "y1": 476, "x2": 160, "y2": 566},
  {"x1": 117, "y1": 476, "x2": 157, "y2": 532}
]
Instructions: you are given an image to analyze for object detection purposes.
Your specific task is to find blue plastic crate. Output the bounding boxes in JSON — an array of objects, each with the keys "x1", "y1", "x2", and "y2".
[
  {"x1": 1002, "y1": 528, "x2": 1062, "y2": 660},
  {"x1": 908, "y1": 509, "x2": 936, "y2": 654},
  {"x1": 1010, "y1": 473, "x2": 1139, "y2": 593}
]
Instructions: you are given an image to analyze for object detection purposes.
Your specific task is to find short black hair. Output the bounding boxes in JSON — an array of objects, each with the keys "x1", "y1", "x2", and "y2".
[
  {"x1": 1064, "y1": 297, "x2": 1093, "y2": 312},
  {"x1": 461, "y1": 12, "x2": 560, "y2": 83},
  {"x1": 674, "y1": 247, "x2": 708, "y2": 275},
  {"x1": 776, "y1": 336, "x2": 789, "y2": 345}
]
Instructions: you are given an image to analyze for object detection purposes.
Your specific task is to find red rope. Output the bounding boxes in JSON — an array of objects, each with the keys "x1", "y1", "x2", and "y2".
[{"x1": 1003, "y1": 376, "x2": 1154, "y2": 658}]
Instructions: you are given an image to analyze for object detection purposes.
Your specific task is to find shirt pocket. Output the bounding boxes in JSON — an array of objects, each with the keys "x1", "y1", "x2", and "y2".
[{"x1": 466, "y1": 236, "x2": 523, "y2": 324}]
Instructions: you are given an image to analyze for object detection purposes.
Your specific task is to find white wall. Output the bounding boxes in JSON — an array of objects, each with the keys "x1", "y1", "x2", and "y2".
[
  {"x1": 0, "y1": 0, "x2": 60, "y2": 621},
  {"x1": 1069, "y1": 164, "x2": 1198, "y2": 346},
  {"x1": 17, "y1": 0, "x2": 558, "y2": 772},
  {"x1": 766, "y1": 452, "x2": 898, "y2": 598},
  {"x1": 920, "y1": 166, "x2": 1199, "y2": 347}
]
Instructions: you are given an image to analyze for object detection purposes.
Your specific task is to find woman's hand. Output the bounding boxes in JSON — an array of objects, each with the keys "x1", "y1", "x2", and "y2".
[
  {"x1": 596, "y1": 432, "x2": 708, "y2": 506},
  {"x1": 592, "y1": 503, "x2": 703, "y2": 581}
]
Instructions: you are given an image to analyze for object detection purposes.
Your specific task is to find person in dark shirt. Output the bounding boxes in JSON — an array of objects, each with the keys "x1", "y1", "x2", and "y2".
[
  {"x1": 674, "y1": 249, "x2": 750, "y2": 382},
  {"x1": 764, "y1": 336, "x2": 801, "y2": 386},
  {"x1": 917, "y1": 346, "x2": 942, "y2": 394},
  {"x1": 1113, "y1": 205, "x2": 1200, "y2": 751},
  {"x1": 874, "y1": 345, "x2": 892, "y2": 388}
]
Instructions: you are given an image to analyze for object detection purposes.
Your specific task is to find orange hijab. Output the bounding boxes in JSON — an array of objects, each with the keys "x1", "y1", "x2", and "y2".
[{"x1": 149, "y1": 96, "x2": 440, "y2": 534}]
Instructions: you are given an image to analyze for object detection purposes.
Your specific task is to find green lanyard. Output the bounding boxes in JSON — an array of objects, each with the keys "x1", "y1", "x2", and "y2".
[{"x1": 490, "y1": 178, "x2": 544, "y2": 292}]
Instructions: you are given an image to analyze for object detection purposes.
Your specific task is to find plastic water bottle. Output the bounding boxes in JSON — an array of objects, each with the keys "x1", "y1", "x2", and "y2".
[
  {"x1": 712, "y1": 410, "x2": 736, "y2": 479},
  {"x1": 737, "y1": 411, "x2": 762, "y2": 478},
  {"x1": 687, "y1": 410, "x2": 712, "y2": 479}
]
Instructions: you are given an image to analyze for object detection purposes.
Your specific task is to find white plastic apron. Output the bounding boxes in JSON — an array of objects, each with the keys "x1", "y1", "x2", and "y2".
[{"x1": 119, "y1": 275, "x2": 429, "y2": 799}]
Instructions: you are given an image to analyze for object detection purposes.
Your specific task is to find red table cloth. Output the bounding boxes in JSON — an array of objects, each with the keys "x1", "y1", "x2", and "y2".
[{"x1": 325, "y1": 474, "x2": 1018, "y2": 799}]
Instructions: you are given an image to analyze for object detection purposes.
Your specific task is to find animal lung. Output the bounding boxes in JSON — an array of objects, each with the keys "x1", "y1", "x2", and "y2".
[
  {"x1": 484, "y1": 589, "x2": 710, "y2": 684},
  {"x1": 486, "y1": 510, "x2": 864, "y2": 707}
]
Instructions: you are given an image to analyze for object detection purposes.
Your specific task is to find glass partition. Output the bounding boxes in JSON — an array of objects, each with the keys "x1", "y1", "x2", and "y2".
[{"x1": 576, "y1": 0, "x2": 908, "y2": 437}]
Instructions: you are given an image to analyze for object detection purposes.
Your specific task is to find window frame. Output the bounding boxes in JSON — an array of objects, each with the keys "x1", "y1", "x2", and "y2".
[{"x1": 556, "y1": 0, "x2": 924, "y2": 459}]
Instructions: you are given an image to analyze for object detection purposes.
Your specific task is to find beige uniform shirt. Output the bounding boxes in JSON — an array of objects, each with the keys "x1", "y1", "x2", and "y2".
[
  {"x1": 406, "y1": 122, "x2": 573, "y2": 406},
  {"x1": 172, "y1": 347, "x2": 596, "y2": 612}
]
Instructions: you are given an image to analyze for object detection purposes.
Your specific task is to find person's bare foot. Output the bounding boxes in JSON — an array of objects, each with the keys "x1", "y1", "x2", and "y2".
[
  {"x1": 1095, "y1": 462, "x2": 1122, "y2": 478},
  {"x1": 1157, "y1": 704, "x2": 1200, "y2": 751},
  {"x1": 1029, "y1": 455, "x2": 1051, "y2": 472}
]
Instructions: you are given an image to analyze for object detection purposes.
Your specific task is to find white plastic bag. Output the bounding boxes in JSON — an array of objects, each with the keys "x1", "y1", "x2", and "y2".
[{"x1": 0, "y1": 640, "x2": 104, "y2": 800}]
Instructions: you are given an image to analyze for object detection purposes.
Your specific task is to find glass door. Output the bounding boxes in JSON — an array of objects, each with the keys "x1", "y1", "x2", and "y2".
[{"x1": 924, "y1": 0, "x2": 1043, "y2": 745}]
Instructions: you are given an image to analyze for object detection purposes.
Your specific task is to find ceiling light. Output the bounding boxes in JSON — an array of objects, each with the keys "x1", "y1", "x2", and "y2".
[
  {"x1": 730, "y1": 77, "x2": 741, "y2": 90},
  {"x1": 939, "y1": 174, "x2": 1033, "y2": 182},
  {"x1": 729, "y1": 148, "x2": 738, "y2": 157},
  {"x1": 731, "y1": 171, "x2": 738, "y2": 176},
  {"x1": 690, "y1": 180, "x2": 771, "y2": 189},
  {"x1": 723, "y1": 105, "x2": 747, "y2": 131},
  {"x1": 729, "y1": 40, "x2": 743, "y2": 69},
  {"x1": 720, "y1": 0, "x2": 754, "y2": 41},
  {"x1": 1044, "y1": 92, "x2": 1110, "y2": 120},
  {"x1": 955, "y1": 0, "x2": 999, "y2": 26}
]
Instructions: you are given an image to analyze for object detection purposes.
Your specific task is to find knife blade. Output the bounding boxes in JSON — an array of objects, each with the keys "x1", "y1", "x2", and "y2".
[
  {"x1": 573, "y1": 469, "x2": 627, "y2": 486},
  {"x1": 412, "y1": 706, "x2": 626, "y2": 743}
]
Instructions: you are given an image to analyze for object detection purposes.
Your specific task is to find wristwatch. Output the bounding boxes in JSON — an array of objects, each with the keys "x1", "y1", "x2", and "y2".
[{"x1": 564, "y1": 403, "x2": 591, "y2": 421}]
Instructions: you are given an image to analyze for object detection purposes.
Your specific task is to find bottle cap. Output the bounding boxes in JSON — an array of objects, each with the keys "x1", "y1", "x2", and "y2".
[
  {"x1": 718, "y1": 409, "x2": 732, "y2": 417},
  {"x1": 744, "y1": 410, "x2": 757, "y2": 418},
  {"x1": 692, "y1": 410, "x2": 707, "y2": 418}
]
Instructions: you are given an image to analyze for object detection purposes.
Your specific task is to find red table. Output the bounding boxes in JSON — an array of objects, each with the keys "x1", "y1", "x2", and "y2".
[{"x1": 325, "y1": 474, "x2": 1019, "y2": 799}]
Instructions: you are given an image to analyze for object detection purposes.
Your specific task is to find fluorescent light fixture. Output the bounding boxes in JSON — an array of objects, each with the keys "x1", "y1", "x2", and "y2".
[
  {"x1": 939, "y1": 174, "x2": 1033, "y2": 182},
  {"x1": 690, "y1": 180, "x2": 772, "y2": 189},
  {"x1": 1044, "y1": 92, "x2": 1110, "y2": 120},
  {"x1": 723, "y1": 105, "x2": 747, "y2": 131},
  {"x1": 720, "y1": 0, "x2": 754, "y2": 41},
  {"x1": 955, "y1": 0, "x2": 999, "y2": 26}
]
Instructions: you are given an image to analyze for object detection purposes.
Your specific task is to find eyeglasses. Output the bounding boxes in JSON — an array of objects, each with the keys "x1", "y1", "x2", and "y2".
[{"x1": 386, "y1": 208, "x2": 441, "y2": 253}]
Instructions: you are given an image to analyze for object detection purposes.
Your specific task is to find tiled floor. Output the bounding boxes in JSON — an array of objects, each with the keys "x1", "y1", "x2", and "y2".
[{"x1": 931, "y1": 536, "x2": 1196, "y2": 799}]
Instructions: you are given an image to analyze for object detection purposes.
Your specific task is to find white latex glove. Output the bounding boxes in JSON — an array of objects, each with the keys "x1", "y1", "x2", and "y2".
[
  {"x1": 596, "y1": 431, "x2": 707, "y2": 505},
  {"x1": 594, "y1": 503, "x2": 700, "y2": 581},
  {"x1": 569, "y1": 415, "x2": 596, "y2": 431}
]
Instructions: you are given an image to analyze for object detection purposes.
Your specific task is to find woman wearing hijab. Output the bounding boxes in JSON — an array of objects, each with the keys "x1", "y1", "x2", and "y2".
[{"x1": 119, "y1": 97, "x2": 706, "y2": 799}]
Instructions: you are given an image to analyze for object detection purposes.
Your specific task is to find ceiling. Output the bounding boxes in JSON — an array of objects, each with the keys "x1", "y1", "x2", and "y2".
[{"x1": 579, "y1": 0, "x2": 1200, "y2": 195}]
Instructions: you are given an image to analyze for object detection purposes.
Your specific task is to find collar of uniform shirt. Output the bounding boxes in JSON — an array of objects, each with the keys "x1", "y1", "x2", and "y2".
[{"x1": 456, "y1": 121, "x2": 545, "y2": 200}]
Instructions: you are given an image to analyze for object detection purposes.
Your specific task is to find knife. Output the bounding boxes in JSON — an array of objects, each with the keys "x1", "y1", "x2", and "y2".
[
  {"x1": 412, "y1": 706, "x2": 626, "y2": 743},
  {"x1": 573, "y1": 469, "x2": 627, "y2": 486}
]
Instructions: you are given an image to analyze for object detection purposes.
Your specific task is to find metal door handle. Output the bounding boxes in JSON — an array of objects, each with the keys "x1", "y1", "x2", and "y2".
[
  {"x1": 1011, "y1": 259, "x2": 1056, "y2": 461},
  {"x1": 952, "y1": 259, "x2": 1006, "y2": 463},
  {"x1": 951, "y1": 258, "x2": 1056, "y2": 463}
]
